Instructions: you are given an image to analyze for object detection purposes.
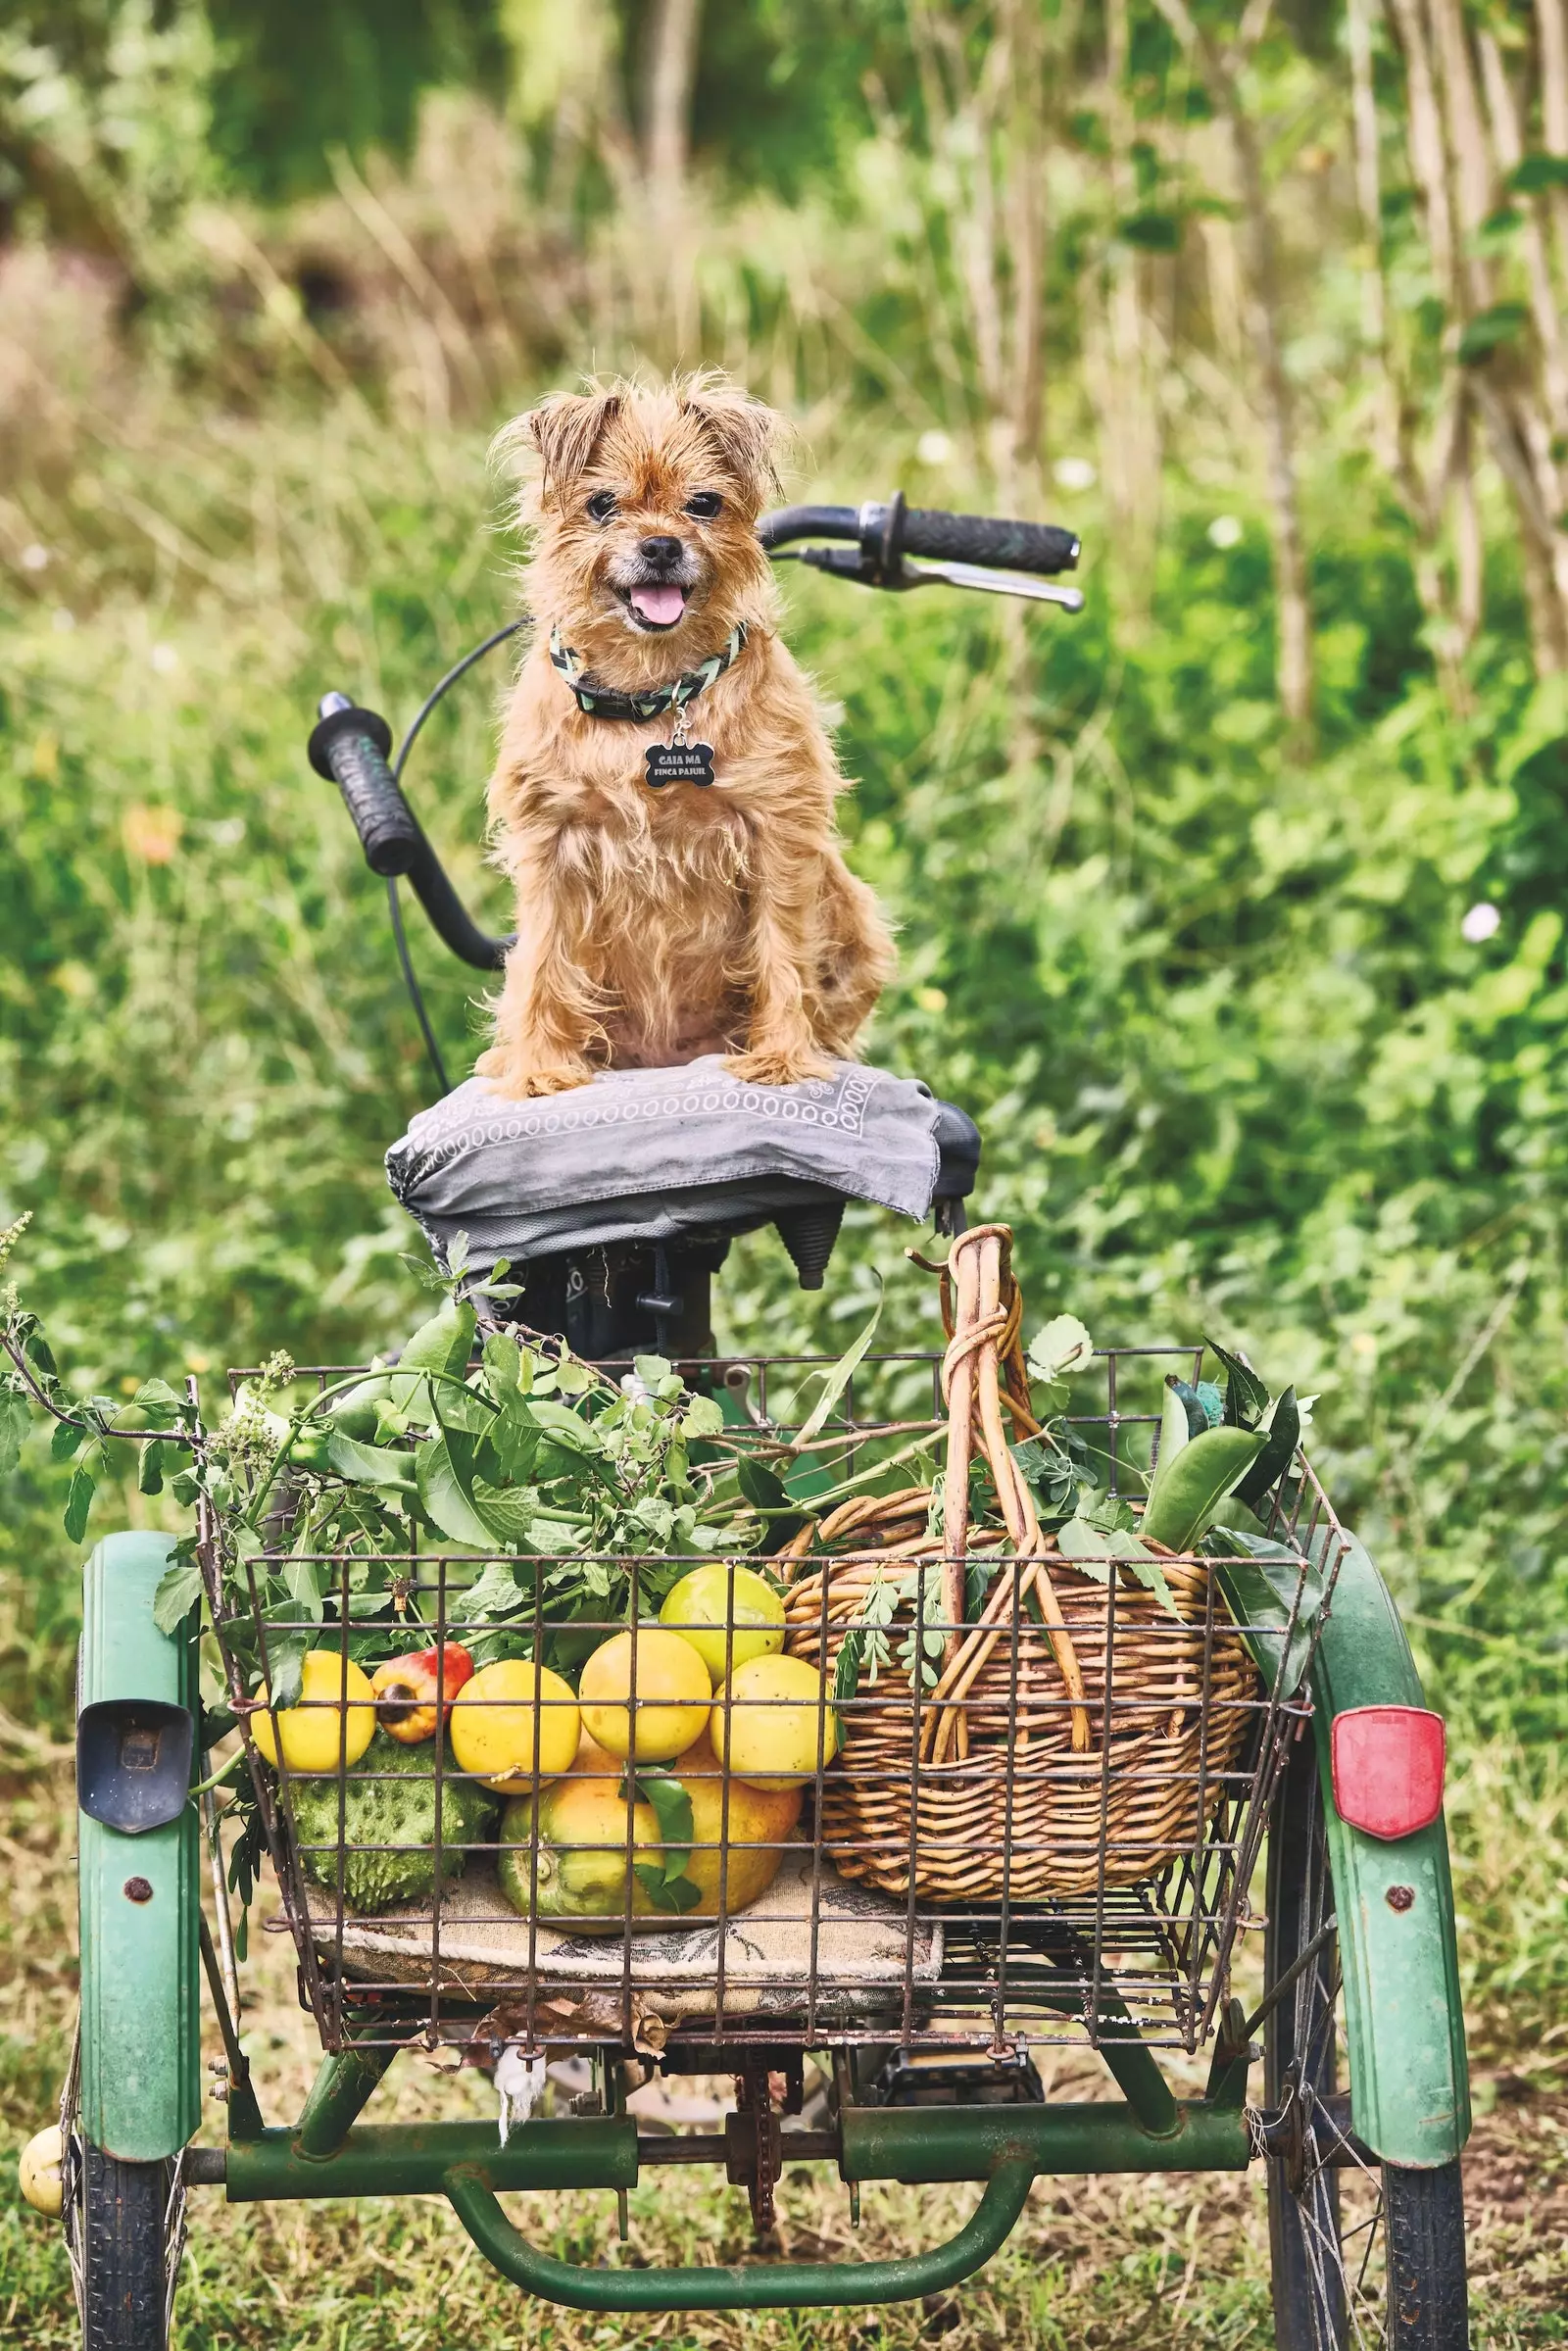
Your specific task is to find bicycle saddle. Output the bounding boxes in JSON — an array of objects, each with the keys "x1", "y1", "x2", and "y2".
[{"x1": 386, "y1": 1057, "x2": 981, "y2": 1294}]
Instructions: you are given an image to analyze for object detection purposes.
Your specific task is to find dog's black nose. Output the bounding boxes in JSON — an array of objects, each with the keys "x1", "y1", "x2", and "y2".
[{"x1": 638, "y1": 536, "x2": 685, "y2": 572}]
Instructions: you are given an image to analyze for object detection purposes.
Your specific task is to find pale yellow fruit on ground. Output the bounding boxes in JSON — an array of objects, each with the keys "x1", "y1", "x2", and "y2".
[
  {"x1": 669, "y1": 1728, "x2": 801, "y2": 1914},
  {"x1": 449, "y1": 1659, "x2": 579, "y2": 1788},
  {"x1": 579, "y1": 1628, "x2": 711, "y2": 1762},
  {"x1": 660, "y1": 1563, "x2": 786, "y2": 1684},
  {"x1": 498, "y1": 1776, "x2": 662, "y2": 1918},
  {"x1": 710, "y1": 1653, "x2": 839, "y2": 1788},
  {"x1": 18, "y1": 2123, "x2": 63, "y2": 2217},
  {"x1": 250, "y1": 1651, "x2": 376, "y2": 1773}
]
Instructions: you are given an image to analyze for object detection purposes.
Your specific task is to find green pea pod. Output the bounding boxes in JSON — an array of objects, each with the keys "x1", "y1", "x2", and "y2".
[{"x1": 1141, "y1": 1424, "x2": 1265, "y2": 1553}]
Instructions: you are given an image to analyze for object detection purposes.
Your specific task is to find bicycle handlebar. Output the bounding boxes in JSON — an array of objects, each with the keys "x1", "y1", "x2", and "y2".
[
  {"x1": 308, "y1": 693, "x2": 511, "y2": 971},
  {"x1": 759, "y1": 500, "x2": 1080, "y2": 577}
]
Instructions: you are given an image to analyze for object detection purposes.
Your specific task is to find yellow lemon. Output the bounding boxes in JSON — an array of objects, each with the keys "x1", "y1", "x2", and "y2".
[
  {"x1": 710, "y1": 1653, "x2": 839, "y2": 1788},
  {"x1": 669, "y1": 1728, "x2": 801, "y2": 1914},
  {"x1": 579, "y1": 1628, "x2": 712, "y2": 1763},
  {"x1": 497, "y1": 1776, "x2": 662, "y2": 1920},
  {"x1": 660, "y1": 1563, "x2": 786, "y2": 1684},
  {"x1": 449, "y1": 1659, "x2": 580, "y2": 1789},
  {"x1": 250, "y1": 1650, "x2": 376, "y2": 1773}
]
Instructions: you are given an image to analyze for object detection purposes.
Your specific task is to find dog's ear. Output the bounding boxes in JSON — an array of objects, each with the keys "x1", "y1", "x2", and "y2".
[
  {"x1": 523, "y1": 390, "x2": 623, "y2": 499},
  {"x1": 680, "y1": 384, "x2": 782, "y2": 508}
]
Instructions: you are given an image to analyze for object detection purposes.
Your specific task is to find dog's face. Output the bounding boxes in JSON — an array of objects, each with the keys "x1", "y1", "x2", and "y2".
[{"x1": 514, "y1": 378, "x2": 779, "y2": 646}]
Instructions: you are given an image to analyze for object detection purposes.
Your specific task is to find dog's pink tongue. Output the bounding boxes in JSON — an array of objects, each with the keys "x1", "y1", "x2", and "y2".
[{"x1": 632, "y1": 583, "x2": 686, "y2": 626}]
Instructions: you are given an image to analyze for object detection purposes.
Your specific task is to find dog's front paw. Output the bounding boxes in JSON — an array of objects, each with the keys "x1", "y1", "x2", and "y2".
[
  {"x1": 723, "y1": 1047, "x2": 835, "y2": 1089},
  {"x1": 476, "y1": 1050, "x2": 595, "y2": 1100}
]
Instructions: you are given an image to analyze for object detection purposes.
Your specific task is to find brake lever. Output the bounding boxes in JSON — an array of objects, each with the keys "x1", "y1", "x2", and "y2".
[{"x1": 779, "y1": 544, "x2": 1084, "y2": 612}]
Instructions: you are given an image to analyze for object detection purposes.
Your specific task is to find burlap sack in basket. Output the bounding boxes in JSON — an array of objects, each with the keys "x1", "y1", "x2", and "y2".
[{"x1": 782, "y1": 1227, "x2": 1260, "y2": 1902}]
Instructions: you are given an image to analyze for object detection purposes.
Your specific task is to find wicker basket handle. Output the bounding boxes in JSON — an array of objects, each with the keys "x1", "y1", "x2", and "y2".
[{"x1": 930, "y1": 1226, "x2": 1092, "y2": 1758}]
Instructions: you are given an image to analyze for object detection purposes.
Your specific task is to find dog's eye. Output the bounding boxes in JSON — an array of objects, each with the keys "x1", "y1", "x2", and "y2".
[
  {"x1": 585, "y1": 491, "x2": 618, "y2": 523},
  {"x1": 684, "y1": 492, "x2": 723, "y2": 521}
]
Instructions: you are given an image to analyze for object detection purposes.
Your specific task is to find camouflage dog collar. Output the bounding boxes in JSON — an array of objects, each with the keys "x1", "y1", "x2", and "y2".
[{"x1": 548, "y1": 621, "x2": 748, "y2": 721}]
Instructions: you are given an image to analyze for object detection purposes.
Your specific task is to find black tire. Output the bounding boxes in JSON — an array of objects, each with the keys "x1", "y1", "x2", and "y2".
[
  {"x1": 78, "y1": 2146, "x2": 176, "y2": 2351},
  {"x1": 1265, "y1": 1729, "x2": 1468, "y2": 2350}
]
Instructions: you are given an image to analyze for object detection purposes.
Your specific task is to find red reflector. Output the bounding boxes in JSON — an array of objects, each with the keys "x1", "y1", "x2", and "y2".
[{"x1": 1331, "y1": 1706, "x2": 1446, "y2": 1840}]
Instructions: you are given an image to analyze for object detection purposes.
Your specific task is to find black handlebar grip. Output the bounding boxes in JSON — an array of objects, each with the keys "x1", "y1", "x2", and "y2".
[
  {"x1": 307, "y1": 694, "x2": 422, "y2": 878},
  {"x1": 898, "y1": 507, "x2": 1080, "y2": 575}
]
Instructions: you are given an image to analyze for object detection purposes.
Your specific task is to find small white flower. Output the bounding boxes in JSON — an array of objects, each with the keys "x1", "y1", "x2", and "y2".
[
  {"x1": 21, "y1": 544, "x2": 49, "y2": 572},
  {"x1": 1461, "y1": 901, "x2": 1500, "y2": 943},
  {"x1": 916, "y1": 429, "x2": 954, "y2": 465},
  {"x1": 52, "y1": 608, "x2": 75, "y2": 632},
  {"x1": 1054, "y1": 457, "x2": 1097, "y2": 491},
  {"x1": 150, "y1": 642, "x2": 177, "y2": 674},
  {"x1": 1207, "y1": 515, "x2": 1244, "y2": 550}
]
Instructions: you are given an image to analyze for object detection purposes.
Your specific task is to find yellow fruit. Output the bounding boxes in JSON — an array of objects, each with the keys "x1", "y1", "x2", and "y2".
[
  {"x1": 660, "y1": 1563, "x2": 786, "y2": 1684},
  {"x1": 670, "y1": 1729, "x2": 801, "y2": 1914},
  {"x1": 710, "y1": 1653, "x2": 839, "y2": 1788},
  {"x1": 579, "y1": 1628, "x2": 712, "y2": 1763},
  {"x1": 449, "y1": 1659, "x2": 580, "y2": 1789},
  {"x1": 497, "y1": 1776, "x2": 662, "y2": 1919},
  {"x1": 568, "y1": 1725, "x2": 626, "y2": 1777},
  {"x1": 18, "y1": 2124, "x2": 64, "y2": 2218},
  {"x1": 250, "y1": 1651, "x2": 376, "y2": 1773}
]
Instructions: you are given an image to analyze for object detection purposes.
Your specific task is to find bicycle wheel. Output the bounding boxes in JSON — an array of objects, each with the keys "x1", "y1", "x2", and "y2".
[
  {"x1": 61, "y1": 2036, "x2": 186, "y2": 2351},
  {"x1": 1264, "y1": 1728, "x2": 1467, "y2": 2350}
]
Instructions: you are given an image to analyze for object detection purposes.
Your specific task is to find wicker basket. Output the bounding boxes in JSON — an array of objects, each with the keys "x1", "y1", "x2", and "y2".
[{"x1": 781, "y1": 1227, "x2": 1261, "y2": 1902}]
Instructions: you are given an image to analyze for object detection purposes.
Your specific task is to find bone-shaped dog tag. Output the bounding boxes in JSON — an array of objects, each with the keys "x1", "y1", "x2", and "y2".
[{"x1": 644, "y1": 740, "x2": 715, "y2": 788}]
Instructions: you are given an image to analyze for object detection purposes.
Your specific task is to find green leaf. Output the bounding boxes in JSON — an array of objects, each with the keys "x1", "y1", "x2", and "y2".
[
  {"x1": 64, "y1": 1460, "x2": 95, "y2": 1543},
  {"x1": 680, "y1": 1395, "x2": 724, "y2": 1440},
  {"x1": 633, "y1": 1863, "x2": 702, "y2": 1914},
  {"x1": 416, "y1": 1433, "x2": 496, "y2": 1549},
  {"x1": 137, "y1": 1438, "x2": 167, "y2": 1495},
  {"x1": 1205, "y1": 1533, "x2": 1324, "y2": 1699},
  {"x1": 633, "y1": 1353, "x2": 673, "y2": 1392},
  {"x1": 326, "y1": 1429, "x2": 418, "y2": 1492},
  {"x1": 152, "y1": 1551, "x2": 205, "y2": 1634},
  {"x1": 481, "y1": 1331, "x2": 524, "y2": 1401},
  {"x1": 1458, "y1": 301, "x2": 1529, "y2": 363},
  {"x1": 263, "y1": 1633, "x2": 310, "y2": 1712},
  {"x1": 735, "y1": 1454, "x2": 788, "y2": 1513},
  {"x1": 1508, "y1": 152, "x2": 1568, "y2": 195},
  {"x1": 282, "y1": 1553, "x2": 324, "y2": 1614},
  {"x1": 462, "y1": 1560, "x2": 525, "y2": 1619},
  {"x1": 1141, "y1": 1425, "x2": 1266, "y2": 1553},
  {"x1": 51, "y1": 1418, "x2": 85, "y2": 1462},
  {"x1": 470, "y1": 1477, "x2": 536, "y2": 1547},
  {"x1": 1146, "y1": 1381, "x2": 1190, "y2": 1516},
  {"x1": 0, "y1": 1392, "x2": 30, "y2": 1477},
  {"x1": 390, "y1": 1302, "x2": 475, "y2": 1411},
  {"x1": 1204, "y1": 1340, "x2": 1269, "y2": 1431},
  {"x1": 133, "y1": 1378, "x2": 184, "y2": 1412},
  {"x1": 525, "y1": 1398, "x2": 600, "y2": 1448},
  {"x1": 792, "y1": 1278, "x2": 883, "y2": 1447},
  {"x1": 1057, "y1": 1517, "x2": 1178, "y2": 1617},
  {"x1": 1119, "y1": 208, "x2": 1182, "y2": 252},
  {"x1": 1233, "y1": 1387, "x2": 1300, "y2": 1510},
  {"x1": 628, "y1": 1767, "x2": 696, "y2": 1877},
  {"x1": 1026, "y1": 1312, "x2": 1095, "y2": 1382}
]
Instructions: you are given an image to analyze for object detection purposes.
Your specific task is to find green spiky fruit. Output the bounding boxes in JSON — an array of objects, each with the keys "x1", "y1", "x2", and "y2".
[{"x1": 287, "y1": 1729, "x2": 496, "y2": 1913}]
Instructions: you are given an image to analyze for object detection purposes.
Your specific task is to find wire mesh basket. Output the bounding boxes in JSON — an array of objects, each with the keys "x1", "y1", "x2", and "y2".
[{"x1": 201, "y1": 1294, "x2": 1347, "y2": 2066}]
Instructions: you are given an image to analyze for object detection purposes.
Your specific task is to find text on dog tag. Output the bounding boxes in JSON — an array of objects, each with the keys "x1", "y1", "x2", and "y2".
[{"x1": 644, "y1": 741, "x2": 715, "y2": 789}]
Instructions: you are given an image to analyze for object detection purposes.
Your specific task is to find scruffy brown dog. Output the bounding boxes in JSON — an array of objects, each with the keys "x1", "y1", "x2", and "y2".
[{"x1": 475, "y1": 372, "x2": 894, "y2": 1099}]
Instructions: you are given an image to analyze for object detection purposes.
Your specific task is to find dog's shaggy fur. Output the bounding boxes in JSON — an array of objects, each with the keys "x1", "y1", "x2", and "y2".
[{"x1": 476, "y1": 373, "x2": 895, "y2": 1099}]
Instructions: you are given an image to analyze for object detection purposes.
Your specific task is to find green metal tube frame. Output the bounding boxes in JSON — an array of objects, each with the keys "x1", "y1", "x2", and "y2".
[{"x1": 220, "y1": 2098, "x2": 1252, "y2": 2312}]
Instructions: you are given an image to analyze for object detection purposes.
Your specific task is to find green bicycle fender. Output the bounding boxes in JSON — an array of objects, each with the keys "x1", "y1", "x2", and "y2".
[
  {"x1": 1305, "y1": 1529, "x2": 1470, "y2": 2169},
  {"x1": 78, "y1": 1532, "x2": 202, "y2": 2162}
]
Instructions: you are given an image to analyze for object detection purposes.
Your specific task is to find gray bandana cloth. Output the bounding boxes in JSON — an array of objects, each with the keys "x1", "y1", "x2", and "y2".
[{"x1": 385, "y1": 1056, "x2": 943, "y2": 1276}]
